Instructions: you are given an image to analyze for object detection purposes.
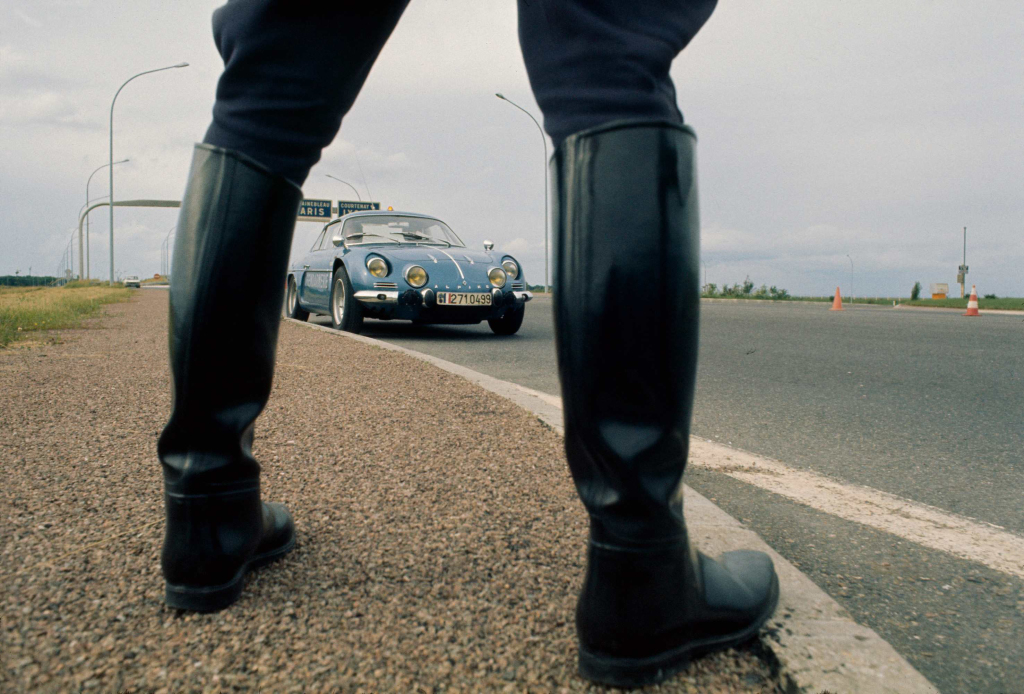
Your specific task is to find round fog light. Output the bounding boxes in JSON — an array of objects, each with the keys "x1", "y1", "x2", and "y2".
[
  {"x1": 405, "y1": 265, "x2": 428, "y2": 288},
  {"x1": 367, "y1": 257, "x2": 388, "y2": 278},
  {"x1": 502, "y1": 260, "x2": 519, "y2": 279},
  {"x1": 488, "y1": 267, "x2": 507, "y2": 288}
]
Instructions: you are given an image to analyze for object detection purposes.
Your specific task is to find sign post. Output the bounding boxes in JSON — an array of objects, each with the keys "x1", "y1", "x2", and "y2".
[{"x1": 960, "y1": 226, "x2": 967, "y2": 298}]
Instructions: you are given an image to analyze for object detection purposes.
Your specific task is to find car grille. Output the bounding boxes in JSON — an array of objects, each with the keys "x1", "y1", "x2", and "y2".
[
  {"x1": 512, "y1": 282, "x2": 524, "y2": 290},
  {"x1": 373, "y1": 282, "x2": 398, "y2": 289}
]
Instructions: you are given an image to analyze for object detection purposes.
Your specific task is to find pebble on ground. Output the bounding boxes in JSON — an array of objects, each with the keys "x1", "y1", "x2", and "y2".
[{"x1": 0, "y1": 290, "x2": 782, "y2": 693}]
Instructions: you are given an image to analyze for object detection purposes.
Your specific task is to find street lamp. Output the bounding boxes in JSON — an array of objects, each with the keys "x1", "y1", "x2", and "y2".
[
  {"x1": 496, "y1": 93, "x2": 549, "y2": 294},
  {"x1": 109, "y1": 63, "x2": 188, "y2": 285},
  {"x1": 86, "y1": 159, "x2": 128, "y2": 281},
  {"x1": 325, "y1": 174, "x2": 361, "y2": 201},
  {"x1": 846, "y1": 254, "x2": 854, "y2": 305}
]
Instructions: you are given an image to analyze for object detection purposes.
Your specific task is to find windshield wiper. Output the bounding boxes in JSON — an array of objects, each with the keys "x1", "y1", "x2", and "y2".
[
  {"x1": 345, "y1": 232, "x2": 396, "y2": 243},
  {"x1": 393, "y1": 231, "x2": 452, "y2": 247}
]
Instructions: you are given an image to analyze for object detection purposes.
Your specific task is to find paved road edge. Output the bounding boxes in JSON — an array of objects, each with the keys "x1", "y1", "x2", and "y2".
[{"x1": 285, "y1": 317, "x2": 940, "y2": 694}]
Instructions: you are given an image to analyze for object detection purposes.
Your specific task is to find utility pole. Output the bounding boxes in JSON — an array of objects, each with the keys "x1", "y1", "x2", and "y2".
[
  {"x1": 846, "y1": 254, "x2": 854, "y2": 305},
  {"x1": 961, "y1": 226, "x2": 967, "y2": 298}
]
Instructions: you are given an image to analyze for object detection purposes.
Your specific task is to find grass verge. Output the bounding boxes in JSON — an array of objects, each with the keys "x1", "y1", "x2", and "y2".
[
  {"x1": 0, "y1": 285, "x2": 133, "y2": 348},
  {"x1": 703, "y1": 294, "x2": 904, "y2": 306},
  {"x1": 903, "y1": 297, "x2": 1024, "y2": 311}
]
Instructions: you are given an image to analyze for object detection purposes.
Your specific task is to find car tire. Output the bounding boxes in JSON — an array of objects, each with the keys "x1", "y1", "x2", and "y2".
[
  {"x1": 487, "y1": 304, "x2": 525, "y2": 335},
  {"x1": 330, "y1": 265, "x2": 364, "y2": 333},
  {"x1": 284, "y1": 276, "x2": 309, "y2": 321}
]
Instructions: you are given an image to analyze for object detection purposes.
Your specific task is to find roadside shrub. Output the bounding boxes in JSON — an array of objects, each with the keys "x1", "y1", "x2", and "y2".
[
  {"x1": 702, "y1": 279, "x2": 791, "y2": 300},
  {"x1": 983, "y1": 293, "x2": 997, "y2": 299},
  {"x1": 911, "y1": 281, "x2": 921, "y2": 300}
]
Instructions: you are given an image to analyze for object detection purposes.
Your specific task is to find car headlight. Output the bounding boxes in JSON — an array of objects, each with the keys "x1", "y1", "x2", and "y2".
[
  {"x1": 367, "y1": 257, "x2": 389, "y2": 278},
  {"x1": 501, "y1": 259, "x2": 519, "y2": 279},
  {"x1": 405, "y1": 265, "x2": 428, "y2": 288},
  {"x1": 488, "y1": 267, "x2": 507, "y2": 288}
]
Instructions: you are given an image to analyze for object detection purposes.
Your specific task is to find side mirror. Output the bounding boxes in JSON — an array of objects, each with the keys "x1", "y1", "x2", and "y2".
[
  {"x1": 332, "y1": 235, "x2": 344, "y2": 247},
  {"x1": 483, "y1": 240, "x2": 494, "y2": 250}
]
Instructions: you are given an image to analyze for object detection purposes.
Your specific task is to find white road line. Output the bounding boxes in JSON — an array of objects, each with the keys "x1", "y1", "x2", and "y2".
[
  {"x1": 508, "y1": 383, "x2": 1024, "y2": 580},
  {"x1": 285, "y1": 318, "x2": 941, "y2": 693}
]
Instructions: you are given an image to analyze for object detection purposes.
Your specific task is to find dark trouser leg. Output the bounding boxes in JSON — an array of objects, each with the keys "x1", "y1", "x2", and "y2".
[
  {"x1": 204, "y1": 1, "x2": 411, "y2": 186},
  {"x1": 519, "y1": 1, "x2": 779, "y2": 686},
  {"x1": 159, "y1": 1, "x2": 409, "y2": 611},
  {"x1": 517, "y1": 0, "x2": 717, "y2": 147}
]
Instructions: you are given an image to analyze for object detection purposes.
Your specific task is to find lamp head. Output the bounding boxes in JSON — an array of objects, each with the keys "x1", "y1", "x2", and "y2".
[
  {"x1": 174, "y1": 62, "x2": 189, "y2": 68},
  {"x1": 495, "y1": 93, "x2": 505, "y2": 100}
]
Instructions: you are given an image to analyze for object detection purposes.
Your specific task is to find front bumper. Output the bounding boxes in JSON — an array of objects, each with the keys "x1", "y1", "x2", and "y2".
[{"x1": 353, "y1": 288, "x2": 531, "y2": 321}]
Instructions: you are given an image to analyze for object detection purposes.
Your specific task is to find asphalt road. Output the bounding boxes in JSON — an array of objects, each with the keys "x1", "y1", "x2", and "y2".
[{"x1": 312, "y1": 297, "x2": 1024, "y2": 693}]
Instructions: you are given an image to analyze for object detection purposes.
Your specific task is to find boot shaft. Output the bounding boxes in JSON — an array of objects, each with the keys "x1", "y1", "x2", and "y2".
[
  {"x1": 552, "y1": 121, "x2": 701, "y2": 547},
  {"x1": 160, "y1": 144, "x2": 301, "y2": 492}
]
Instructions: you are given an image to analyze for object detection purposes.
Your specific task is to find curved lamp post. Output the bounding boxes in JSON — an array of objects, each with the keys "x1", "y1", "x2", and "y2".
[
  {"x1": 162, "y1": 225, "x2": 176, "y2": 277},
  {"x1": 496, "y1": 93, "x2": 549, "y2": 294},
  {"x1": 85, "y1": 159, "x2": 128, "y2": 280},
  {"x1": 109, "y1": 63, "x2": 188, "y2": 285},
  {"x1": 325, "y1": 174, "x2": 362, "y2": 201}
]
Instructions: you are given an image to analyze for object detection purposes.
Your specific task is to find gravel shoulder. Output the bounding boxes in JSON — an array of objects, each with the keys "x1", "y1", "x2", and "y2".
[{"x1": 1, "y1": 289, "x2": 781, "y2": 693}]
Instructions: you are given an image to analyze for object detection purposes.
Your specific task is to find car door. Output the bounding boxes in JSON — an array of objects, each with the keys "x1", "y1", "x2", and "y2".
[
  {"x1": 297, "y1": 226, "x2": 327, "y2": 309},
  {"x1": 305, "y1": 220, "x2": 342, "y2": 313}
]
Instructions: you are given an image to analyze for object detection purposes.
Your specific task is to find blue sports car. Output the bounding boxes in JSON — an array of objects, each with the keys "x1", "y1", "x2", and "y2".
[{"x1": 284, "y1": 211, "x2": 532, "y2": 334}]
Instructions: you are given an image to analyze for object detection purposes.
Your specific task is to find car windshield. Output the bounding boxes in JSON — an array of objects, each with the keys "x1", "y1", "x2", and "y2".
[{"x1": 343, "y1": 215, "x2": 464, "y2": 248}]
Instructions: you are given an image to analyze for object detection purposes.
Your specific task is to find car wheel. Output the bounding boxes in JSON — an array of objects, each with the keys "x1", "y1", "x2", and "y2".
[
  {"x1": 284, "y1": 276, "x2": 309, "y2": 321},
  {"x1": 487, "y1": 304, "x2": 525, "y2": 335},
  {"x1": 330, "y1": 265, "x2": 364, "y2": 333}
]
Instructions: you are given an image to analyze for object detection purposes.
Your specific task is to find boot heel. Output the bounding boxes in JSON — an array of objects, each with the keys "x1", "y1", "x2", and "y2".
[{"x1": 165, "y1": 567, "x2": 246, "y2": 612}]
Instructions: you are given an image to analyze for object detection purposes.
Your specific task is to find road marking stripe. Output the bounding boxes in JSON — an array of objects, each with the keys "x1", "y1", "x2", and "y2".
[
  {"x1": 508, "y1": 383, "x2": 1024, "y2": 580},
  {"x1": 284, "y1": 317, "x2": 941, "y2": 693}
]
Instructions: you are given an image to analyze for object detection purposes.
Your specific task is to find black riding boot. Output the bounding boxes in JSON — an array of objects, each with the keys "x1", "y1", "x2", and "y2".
[
  {"x1": 158, "y1": 144, "x2": 301, "y2": 612},
  {"x1": 552, "y1": 121, "x2": 779, "y2": 687}
]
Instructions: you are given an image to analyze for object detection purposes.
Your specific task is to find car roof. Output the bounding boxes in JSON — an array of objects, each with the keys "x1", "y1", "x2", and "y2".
[{"x1": 326, "y1": 210, "x2": 443, "y2": 226}]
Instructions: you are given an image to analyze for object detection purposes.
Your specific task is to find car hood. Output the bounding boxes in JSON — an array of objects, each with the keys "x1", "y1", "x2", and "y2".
[{"x1": 374, "y1": 247, "x2": 497, "y2": 265}]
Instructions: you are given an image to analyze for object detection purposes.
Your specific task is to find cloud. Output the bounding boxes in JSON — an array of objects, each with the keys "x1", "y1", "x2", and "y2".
[
  {"x1": 0, "y1": 91, "x2": 91, "y2": 127},
  {"x1": 501, "y1": 237, "x2": 530, "y2": 254},
  {"x1": 14, "y1": 10, "x2": 42, "y2": 28}
]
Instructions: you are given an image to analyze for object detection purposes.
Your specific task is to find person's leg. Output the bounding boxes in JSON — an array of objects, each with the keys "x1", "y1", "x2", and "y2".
[
  {"x1": 204, "y1": 1, "x2": 411, "y2": 186},
  {"x1": 159, "y1": 0, "x2": 409, "y2": 612},
  {"x1": 518, "y1": 1, "x2": 779, "y2": 686}
]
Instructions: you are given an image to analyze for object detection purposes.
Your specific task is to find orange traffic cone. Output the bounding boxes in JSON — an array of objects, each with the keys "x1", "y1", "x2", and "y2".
[
  {"x1": 964, "y1": 285, "x2": 980, "y2": 317},
  {"x1": 829, "y1": 287, "x2": 844, "y2": 311}
]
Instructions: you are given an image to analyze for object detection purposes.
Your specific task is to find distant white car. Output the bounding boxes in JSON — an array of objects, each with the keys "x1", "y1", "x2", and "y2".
[{"x1": 124, "y1": 275, "x2": 141, "y2": 288}]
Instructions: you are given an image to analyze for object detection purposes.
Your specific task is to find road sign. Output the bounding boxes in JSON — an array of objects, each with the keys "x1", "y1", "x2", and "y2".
[
  {"x1": 297, "y1": 198, "x2": 332, "y2": 221},
  {"x1": 338, "y1": 200, "x2": 381, "y2": 217},
  {"x1": 958, "y1": 264, "x2": 968, "y2": 273}
]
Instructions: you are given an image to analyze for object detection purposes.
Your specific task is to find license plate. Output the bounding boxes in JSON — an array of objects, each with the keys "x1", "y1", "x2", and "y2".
[{"x1": 437, "y1": 292, "x2": 491, "y2": 306}]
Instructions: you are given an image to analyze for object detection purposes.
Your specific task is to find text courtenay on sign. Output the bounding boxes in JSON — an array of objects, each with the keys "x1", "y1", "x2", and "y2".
[{"x1": 337, "y1": 201, "x2": 381, "y2": 216}]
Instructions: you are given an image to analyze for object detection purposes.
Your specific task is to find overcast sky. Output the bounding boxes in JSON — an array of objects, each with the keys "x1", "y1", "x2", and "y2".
[{"x1": 1, "y1": 0, "x2": 1021, "y2": 297}]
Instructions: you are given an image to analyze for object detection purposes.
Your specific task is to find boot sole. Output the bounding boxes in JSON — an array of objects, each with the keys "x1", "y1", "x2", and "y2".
[
  {"x1": 164, "y1": 535, "x2": 296, "y2": 612},
  {"x1": 578, "y1": 573, "x2": 780, "y2": 688}
]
